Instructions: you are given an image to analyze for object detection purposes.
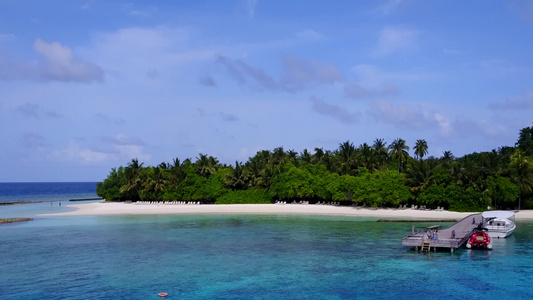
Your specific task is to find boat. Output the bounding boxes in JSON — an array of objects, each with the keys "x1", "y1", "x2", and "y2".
[
  {"x1": 482, "y1": 210, "x2": 516, "y2": 238},
  {"x1": 466, "y1": 229, "x2": 492, "y2": 249}
]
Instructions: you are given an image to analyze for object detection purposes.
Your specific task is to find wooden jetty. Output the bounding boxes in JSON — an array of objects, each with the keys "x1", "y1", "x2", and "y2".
[{"x1": 402, "y1": 213, "x2": 482, "y2": 253}]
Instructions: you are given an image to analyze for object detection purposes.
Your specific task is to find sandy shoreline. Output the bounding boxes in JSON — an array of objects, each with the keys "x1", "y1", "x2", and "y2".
[{"x1": 38, "y1": 202, "x2": 533, "y2": 220}]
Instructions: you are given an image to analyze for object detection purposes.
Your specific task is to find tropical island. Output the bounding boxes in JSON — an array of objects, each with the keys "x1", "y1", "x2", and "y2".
[{"x1": 96, "y1": 125, "x2": 533, "y2": 212}]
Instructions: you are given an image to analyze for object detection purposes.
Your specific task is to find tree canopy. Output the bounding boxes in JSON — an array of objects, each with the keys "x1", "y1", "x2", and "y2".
[{"x1": 97, "y1": 126, "x2": 533, "y2": 212}]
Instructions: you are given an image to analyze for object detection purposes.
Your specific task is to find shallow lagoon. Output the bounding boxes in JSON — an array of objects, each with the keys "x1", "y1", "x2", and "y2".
[{"x1": 1, "y1": 209, "x2": 533, "y2": 300}]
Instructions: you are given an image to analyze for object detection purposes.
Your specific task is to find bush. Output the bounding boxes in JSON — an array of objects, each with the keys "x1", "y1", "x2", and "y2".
[{"x1": 216, "y1": 189, "x2": 273, "y2": 204}]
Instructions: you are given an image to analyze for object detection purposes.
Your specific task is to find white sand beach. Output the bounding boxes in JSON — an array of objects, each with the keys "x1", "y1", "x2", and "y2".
[{"x1": 39, "y1": 202, "x2": 533, "y2": 220}]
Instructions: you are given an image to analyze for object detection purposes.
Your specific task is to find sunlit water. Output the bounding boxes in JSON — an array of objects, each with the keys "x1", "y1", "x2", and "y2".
[{"x1": 1, "y1": 184, "x2": 533, "y2": 299}]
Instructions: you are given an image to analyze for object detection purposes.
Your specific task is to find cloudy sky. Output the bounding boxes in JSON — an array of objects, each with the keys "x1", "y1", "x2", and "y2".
[{"x1": 1, "y1": 0, "x2": 532, "y2": 182}]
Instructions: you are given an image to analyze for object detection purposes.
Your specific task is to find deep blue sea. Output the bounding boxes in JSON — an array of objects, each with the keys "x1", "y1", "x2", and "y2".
[
  {"x1": 0, "y1": 182, "x2": 98, "y2": 203},
  {"x1": 1, "y1": 183, "x2": 533, "y2": 299}
]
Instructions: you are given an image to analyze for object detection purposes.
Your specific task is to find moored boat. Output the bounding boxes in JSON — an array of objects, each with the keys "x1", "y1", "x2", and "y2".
[
  {"x1": 466, "y1": 230, "x2": 492, "y2": 249},
  {"x1": 482, "y1": 211, "x2": 516, "y2": 238}
]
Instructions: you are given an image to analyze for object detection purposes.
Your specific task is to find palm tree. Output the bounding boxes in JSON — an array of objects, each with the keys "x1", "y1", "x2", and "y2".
[
  {"x1": 120, "y1": 158, "x2": 144, "y2": 200},
  {"x1": 405, "y1": 159, "x2": 438, "y2": 197},
  {"x1": 509, "y1": 149, "x2": 533, "y2": 210},
  {"x1": 322, "y1": 150, "x2": 336, "y2": 172},
  {"x1": 259, "y1": 164, "x2": 282, "y2": 190},
  {"x1": 516, "y1": 125, "x2": 533, "y2": 156},
  {"x1": 414, "y1": 139, "x2": 428, "y2": 160},
  {"x1": 299, "y1": 149, "x2": 312, "y2": 164},
  {"x1": 389, "y1": 138, "x2": 410, "y2": 172},
  {"x1": 195, "y1": 153, "x2": 219, "y2": 177},
  {"x1": 224, "y1": 161, "x2": 248, "y2": 190},
  {"x1": 168, "y1": 158, "x2": 186, "y2": 187},
  {"x1": 286, "y1": 149, "x2": 298, "y2": 165},
  {"x1": 271, "y1": 147, "x2": 286, "y2": 165},
  {"x1": 144, "y1": 167, "x2": 170, "y2": 199},
  {"x1": 372, "y1": 138, "x2": 388, "y2": 170},
  {"x1": 337, "y1": 140, "x2": 357, "y2": 175},
  {"x1": 245, "y1": 156, "x2": 264, "y2": 188},
  {"x1": 358, "y1": 143, "x2": 375, "y2": 172},
  {"x1": 312, "y1": 147, "x2": 325, "y2": 164}
]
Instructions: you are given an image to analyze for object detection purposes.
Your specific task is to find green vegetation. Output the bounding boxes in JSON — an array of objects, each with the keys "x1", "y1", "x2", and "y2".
[
  {"x1": 0, "y1": 218, "x2": 33, "y2": 224},
  {"x1": 97, "y1": 125, "x2": 533, "y2": 212}
]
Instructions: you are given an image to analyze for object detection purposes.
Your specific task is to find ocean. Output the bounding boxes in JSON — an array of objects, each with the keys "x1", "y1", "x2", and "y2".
[
  {"x1": 0, "y1": 182, "x2": 98, "y2": 203},
  {"x1": 1, "y1": 183, "x2": 533, "y2": 299}
]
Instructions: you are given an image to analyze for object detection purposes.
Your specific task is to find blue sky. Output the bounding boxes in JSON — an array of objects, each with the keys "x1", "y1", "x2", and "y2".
[{"x1": 1, "y1": 0, "x2": 533, "y2": 182}]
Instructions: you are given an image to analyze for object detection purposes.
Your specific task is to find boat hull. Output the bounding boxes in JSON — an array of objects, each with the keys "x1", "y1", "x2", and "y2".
[
  {"x1": 484, "y1": 217, "x2": 516, "y2": 238},
  {"x1": 486, "y1": 224, "x2": 515, "y2": 238},
  {"x1": 466, "y1": 231, "x2": 492, "y2": 250}
]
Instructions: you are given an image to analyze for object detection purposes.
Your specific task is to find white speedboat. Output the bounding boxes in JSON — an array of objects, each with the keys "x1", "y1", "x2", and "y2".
[{"x1": 482, "y1": 210, "x2": 516, "y2": 238}]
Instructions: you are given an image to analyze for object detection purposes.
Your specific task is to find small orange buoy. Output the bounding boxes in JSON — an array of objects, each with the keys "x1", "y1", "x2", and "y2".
[{"x1": 158, "y1": 292, "x2": 168, "y2": 297}]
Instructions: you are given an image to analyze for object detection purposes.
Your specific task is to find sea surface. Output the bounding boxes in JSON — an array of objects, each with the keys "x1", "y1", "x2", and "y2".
[
  {"x1": 0, "y1": 182, "x2": 98, "y2": 203},
  {"x1": 1, "y1": 183, "x2": 533, "y2": 299}
]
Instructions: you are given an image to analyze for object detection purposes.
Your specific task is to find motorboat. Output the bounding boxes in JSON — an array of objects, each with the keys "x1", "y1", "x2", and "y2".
[
  {"x1": 466, "y1": 229, "x2": 492, "y2": 249},
  {"x1": 482, "y1": 210, "x2": 516, "y2": 238}
]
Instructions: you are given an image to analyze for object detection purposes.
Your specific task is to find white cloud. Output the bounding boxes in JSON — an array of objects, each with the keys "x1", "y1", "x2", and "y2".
[
  {"x1": 15, "y1": 103, "x2": 62, "y2": 119},
  {"x1": 489, "y1": 92, "x2": 533, "y2": 110},
  {"x1": 281, "y1": 54, "x2": 343, "y2": 91},
  {"x1": 81, "y1": 0, "x2": 93, "y2": 10},
  {"x1": 311, "y1": 96, "x2": 360, "y2": 124},
  {"x1": 375, "y1": 0, "x2": 405, "y2": 15},
  {"x1": 104, "y1": 133, "x2": 146, "y2": 146},
  {"x1": 55, "y1": 141, "x2": 113, "y2": 163},
  {"x1": 443, "y1": 48, "x2": 462, "y2": 54},
  {"x1": 377, "y1": 26, "x2": 418, "y2": 55},
  {"x1": 0, "y1": 33, "x2": 15, "y2": 41},
  {"x1": 51, "y1": 134, "x2": 151, "y2": 164},
  {"x1": 247, "y1": 0, "x2": 258, "y2": 17},
  {"x1": 479, "y1": 59, "x2": 520, "y2": 76},
  {"x1": 20, "y1": 133, "x2": 48, "y2": 148},
  {"x1": 295, "y1": 29, "x2": 326, "y2": 41},
  {"x1": 433, "y1": 113, "x2": 452, "y2": 136},
  {"x1": 33, "y1": 39, "x2": 104, "y2": 82},
  {"x1": 217, "y1": 55, "x2": 278, "y2": 90},
  {"x1": 371, "y1": 99, "x2": 451, "y2": 136},
  {"x1": 114, "y1": 144, "x2": 151, "y2": 162},
  {"x1": 88, "y1": 26, "x2": 215, "y2": 83},
  {"x1": 93, "y1": 113, "x2": 125, "y2": 125},
  {"x1": 217, "y1": 54, "x2": 343, "y2": 92},
  {"x1": 93, "y1": 26, "x2": 187, "y2": 55},
  {"x1": 351, "y1": 64, "x2": 436, "y2": 84},
  {"x1": 343, "y1": 64, "x2": 438, "y2": 99},
  {"x1": 344, "y1": 82, "x2": 398, "y2": 99},
  {"x1": 452, "y1": 116, "x2": 509, "y2": 139},
  {"x1": 507, "y1": 0, "x2": 533, "y2": 21},
  {"x1": 0, "y1": 39, "x2": 104, "y2": 82}
]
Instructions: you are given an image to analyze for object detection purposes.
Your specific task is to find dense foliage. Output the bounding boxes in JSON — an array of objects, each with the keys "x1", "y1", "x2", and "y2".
[{"x1": 97, "y1": 125, "x2": 533, "y2": 212}]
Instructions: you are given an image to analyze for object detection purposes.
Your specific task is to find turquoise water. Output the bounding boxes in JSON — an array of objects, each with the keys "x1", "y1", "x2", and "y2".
[
  {"x1": 2, "y1": 205, "x2": 533, "y2": 299},
  {"x1": 2, "y1": 183, "x2": 533, "y2": 299}
]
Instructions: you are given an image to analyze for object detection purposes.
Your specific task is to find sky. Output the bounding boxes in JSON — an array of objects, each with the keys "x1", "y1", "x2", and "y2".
[{"x1": 1, "y1": 0, "x2": 533, "y2": 182}]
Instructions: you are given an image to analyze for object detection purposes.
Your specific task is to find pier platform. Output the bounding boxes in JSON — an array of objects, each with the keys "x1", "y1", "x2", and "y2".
[{"x1": 402, "y1": 213, "x2": 482, "y2": 252}]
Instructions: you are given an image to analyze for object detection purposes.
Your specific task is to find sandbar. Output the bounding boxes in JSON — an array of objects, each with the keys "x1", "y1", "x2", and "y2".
[{"x1": 38, "y1": 202, "x2": 533, "y2": 220}]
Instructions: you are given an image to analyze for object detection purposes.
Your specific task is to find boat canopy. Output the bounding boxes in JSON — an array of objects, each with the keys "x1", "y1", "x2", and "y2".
[{"x1": 482, "y1": 210, "x2": 515, "y2": 220}]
